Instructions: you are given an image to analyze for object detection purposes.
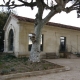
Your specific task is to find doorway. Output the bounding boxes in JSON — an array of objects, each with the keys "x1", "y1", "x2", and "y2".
[
  {"x1": 8, "y1": 29, "x2": 14, "y2": 51},
  {"x1": 60, "y1": 37, "x2": 66, "y2": 52}
]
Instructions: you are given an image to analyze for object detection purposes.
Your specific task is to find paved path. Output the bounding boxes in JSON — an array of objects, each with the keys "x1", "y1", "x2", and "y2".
[{"x1": 11, "y1": 59, "x2": 80, "y2": 80}]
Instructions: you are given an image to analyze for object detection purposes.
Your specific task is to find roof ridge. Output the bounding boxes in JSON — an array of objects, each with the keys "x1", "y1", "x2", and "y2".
[{"x1": 12, "y1": 14, "x2": 80, "y2": 31}]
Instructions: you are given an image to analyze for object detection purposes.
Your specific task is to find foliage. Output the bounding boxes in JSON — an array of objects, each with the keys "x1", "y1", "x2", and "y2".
[
  {"x1": 0, "y1": 69, "x2": 9, "y2": 75},
  {"x1": 0, "y1": 10, "x2": 9, "y2": 51},
  {"x1": 1, "y1": 0, "x2": 80, "y2": 17},
  {"x1": 0, "y1": 53, "x2": 28, "y2": 62}
]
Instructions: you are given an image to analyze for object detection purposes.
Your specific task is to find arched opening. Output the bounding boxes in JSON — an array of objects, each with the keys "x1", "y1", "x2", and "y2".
[{"x1": 8, "y1": 29, "x2": 14, "y2": 51}]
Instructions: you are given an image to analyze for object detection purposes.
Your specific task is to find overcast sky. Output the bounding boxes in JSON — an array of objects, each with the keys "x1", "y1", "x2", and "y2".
[
  {"x1": 0, "y1": 0, "x2": 80, "y2": 27},
  {"x1": 17, "y1": 6, "x2": 80, "y2": 27}
]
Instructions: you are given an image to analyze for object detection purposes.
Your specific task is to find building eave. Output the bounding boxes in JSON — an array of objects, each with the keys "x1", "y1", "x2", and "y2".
[{"x1": 13, "y1": 14, "x2": 80, "y2": 31}]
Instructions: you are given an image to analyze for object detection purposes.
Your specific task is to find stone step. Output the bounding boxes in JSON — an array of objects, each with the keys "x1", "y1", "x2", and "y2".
[
  {"x1": 70, "y1": 54, "x2": 79, "y2": 59},
  {"x1": 60, "y1": 52, "x2": 79, "y2": 59},
  {"x1": 46, "y1": 52, "x2": 58, "y2": 59}
]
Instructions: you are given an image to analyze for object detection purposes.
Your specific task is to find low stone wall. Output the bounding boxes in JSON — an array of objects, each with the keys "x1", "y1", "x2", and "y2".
[
  {"x1": 1, "y1": 66, "x2": 70, "y2": 80},
  {"x1": 46, "y1": 52, "x2": 58, "y2": 59}
]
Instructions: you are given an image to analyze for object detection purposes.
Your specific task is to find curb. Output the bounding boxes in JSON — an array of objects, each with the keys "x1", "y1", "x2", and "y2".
[{"x1": 0, "y1": 66, "x2": 70, "y2": 80}]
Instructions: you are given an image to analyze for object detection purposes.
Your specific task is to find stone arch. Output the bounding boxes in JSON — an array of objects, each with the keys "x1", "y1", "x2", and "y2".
[
  {"x1": 4, "y1": 24, "x2": 16, "y2": 52},
  {"x1": 4, "y1": 23, "x2": 19, "y2": 56}
]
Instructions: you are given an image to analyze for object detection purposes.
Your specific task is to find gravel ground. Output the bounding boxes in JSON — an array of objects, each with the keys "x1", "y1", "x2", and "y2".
[{"x1": 11, "y1": 59, "x2": 80, "y2": 80}]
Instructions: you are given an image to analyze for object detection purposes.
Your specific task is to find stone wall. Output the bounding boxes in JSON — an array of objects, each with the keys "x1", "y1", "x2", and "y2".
[{"x1": 18, "y1": 21, "x2": 80, "y2": 57}]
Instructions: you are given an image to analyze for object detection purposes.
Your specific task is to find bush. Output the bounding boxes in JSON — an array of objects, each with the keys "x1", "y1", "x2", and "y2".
[
  {"x1": 1, "y1": 54, "x2": 16, "y2": 62},
  {"x1": 0, "y1": 69, "x2": 9, "y2": 75},
  {"x1": 10, "y1": 68, "x2": 16, "y2": 71}
]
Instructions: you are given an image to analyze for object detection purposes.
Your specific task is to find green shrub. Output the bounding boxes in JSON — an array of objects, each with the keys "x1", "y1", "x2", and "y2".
[
  {"x1": 3, "y1": 54, "x2": 16, "y2": 59},
  {"x1": 10, "y1": 68, "x2": 16, "y2": 71},
  {"x1": 1, "y1": 54, "x2": 16, "y2": 62},
  {"x1": 0, "y1": 62, "x2": 2, "y2": 65},
  {"x1": 0, "y1": 69, "x2": 9, "y2": 75},
  {"x1": 43, "y1": 66, "x2": 47, "y2": 70}
]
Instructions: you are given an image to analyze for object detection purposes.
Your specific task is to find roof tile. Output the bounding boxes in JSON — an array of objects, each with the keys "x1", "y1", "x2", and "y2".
[{"x1": 13, "y1": 14, "x2": 80, "y2": 31}]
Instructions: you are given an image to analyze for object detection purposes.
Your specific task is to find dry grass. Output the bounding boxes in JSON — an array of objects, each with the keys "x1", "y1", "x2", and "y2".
[{"x1": 0, "y1": 53, "x2": 62, "y2": 75}]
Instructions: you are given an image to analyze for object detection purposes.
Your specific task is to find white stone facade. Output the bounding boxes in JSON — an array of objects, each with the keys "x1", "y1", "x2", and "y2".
[
  {"x1": 4, "y1": 14, "x2": 20, "y2": 57},
  {"x1": 3, "y1": 14, "x2": 80, "y2": 57}
]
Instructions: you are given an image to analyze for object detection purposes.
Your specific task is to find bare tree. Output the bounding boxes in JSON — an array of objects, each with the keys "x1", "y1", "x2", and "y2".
[{"x1": 0, "y1": 0, "x2": 80, "y2": 62}]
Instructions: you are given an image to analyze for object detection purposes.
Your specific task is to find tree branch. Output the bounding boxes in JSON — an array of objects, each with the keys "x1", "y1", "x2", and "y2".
[
  {"x1": 42, "y1": 9, "x2": 58, "y2": 25},
  {"x1": 10, "y1": 4, "x2": 25, "y2": 9},
  {"x1": 64, "y1": 0, "x2": 79, "y2": 13},
  {"x1": 34, "y1": 0, "x2": 45, "y2": 26},
  {"x1": 55, "y1": 0, "x2": 69, "y2": 7},
  {"x1": 43, "y1": 3, "x2": 53, "y2": 10},
  {"x1": 18, "y1": 0, "x2": 36, "y2": 9},
  {"x1": 1, "y1": 0, "x2": 37, "y2": 9},
  {"x1": 36, "y1": 0, "x2": 44, "y2": 20},
  {"x1": 0, "y1": 4, "x2": 24, "y2": 8}
]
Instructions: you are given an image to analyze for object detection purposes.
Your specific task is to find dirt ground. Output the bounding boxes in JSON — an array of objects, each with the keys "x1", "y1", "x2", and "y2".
[
  {"x1": 11, "y1": 59, "x2": 80, "y2": 80},
  {"x1": 0, "y1": 54, "x2": 62, "y2": 75}
]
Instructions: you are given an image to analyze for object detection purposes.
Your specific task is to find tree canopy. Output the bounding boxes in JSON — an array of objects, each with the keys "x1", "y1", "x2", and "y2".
[
  {"x1": 0, "y1": 0, "x2": 80, "y2": 18},
  {"x1": 0, "y1": 10, "x2": 9, "y2": 51}
]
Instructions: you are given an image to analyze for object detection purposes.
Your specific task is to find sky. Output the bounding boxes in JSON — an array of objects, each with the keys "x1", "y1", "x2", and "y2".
[
  {"x1": 17, "y1": 6, "x2": 80, "y2": 27},
  {"x1": 0, "y1": 0, "x2": 80, "y2": 27}
]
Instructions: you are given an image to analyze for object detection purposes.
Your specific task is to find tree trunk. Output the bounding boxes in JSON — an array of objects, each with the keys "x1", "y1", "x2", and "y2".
[{"x1": 29, "y1": 22, "x2": 43, "y2": 62}]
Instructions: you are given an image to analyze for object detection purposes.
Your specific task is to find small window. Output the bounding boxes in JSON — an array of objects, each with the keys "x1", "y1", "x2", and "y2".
[
  {"x1": 28, "y1": 34, "x2": 32, "y2": 51},
  {"x1": 28, "y1": 34, "x2": 43, "y2": 51},
  {"x1": 40, "y1": 34, "x2": 43, "y2": 51}
]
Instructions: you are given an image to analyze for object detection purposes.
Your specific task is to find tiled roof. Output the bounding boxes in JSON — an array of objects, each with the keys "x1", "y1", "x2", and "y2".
[
  {"x1": 13, "y1": 14, "x2": 35, "y2": 23},
  {"x1": 13, "y1": 14, "x2": 80, "y2": 31}
]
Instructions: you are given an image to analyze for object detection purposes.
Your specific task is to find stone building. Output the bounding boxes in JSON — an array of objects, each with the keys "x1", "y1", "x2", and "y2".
[{"x1": 3, "y1": 13, "x2": 80, "y2": 58}]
